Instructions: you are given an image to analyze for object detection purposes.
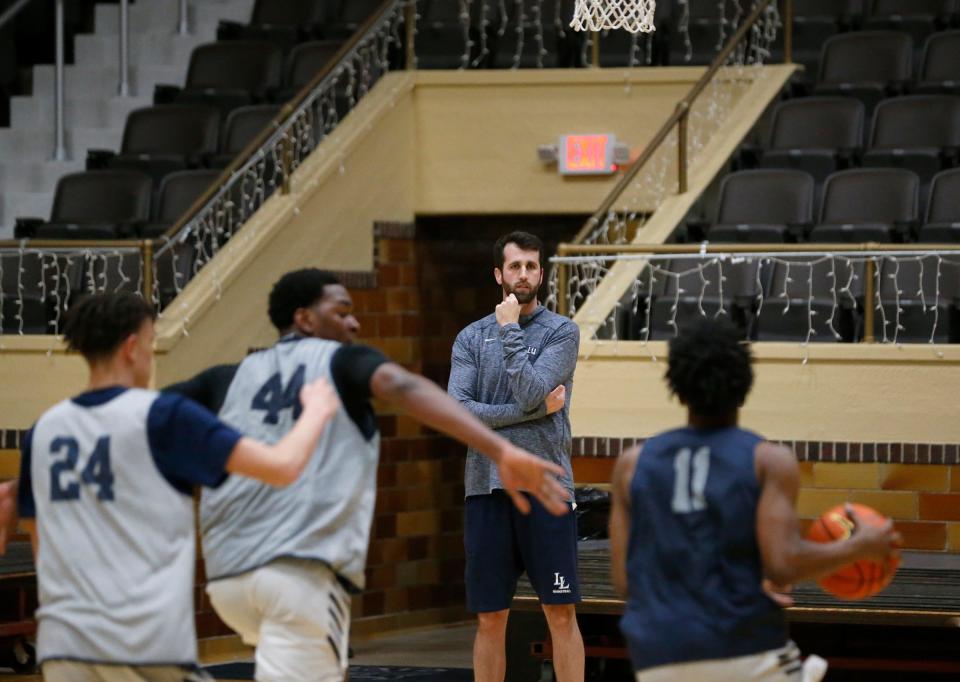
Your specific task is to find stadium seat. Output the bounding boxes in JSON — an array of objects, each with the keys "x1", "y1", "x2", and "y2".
[
  {"x1": 814, "y1": 31, "x2": 913, "y2": 112},
  {"x1": 93, "y1": 105, "x2": 220, "y2": 185},
  {"x1": 873, "y1": 255, "x2": 960, "y2": 343},
  {"x1": 754, "y1": 257, "x2": 862, "y2": 342},
  {"x1": 919, "y1": 168, "x2": 960, "y2": 242},
  {"x1": 208, "y1": 104, "x2": 281, "y2": 169},
  {"x1": 270, "y1": 41, "x2": 344, "y2": 104},
  {"x1": 217, "y1": 0, "x2": 332, "y2": 52},
  {"x1": 811, "y1": 168, "x2": 919, "y2": 243},
  {"x1": 772, "y1": 0, "x2": 864, "y2": 89},
  {"x1": 863, "y1": 0, "x2": 953, "y2": 46},
  {"x1": 170, "y1": 42, "x2": 284, "y2": 116},
  {"x1": 141, "y1": 169, "x2": 222, "y2": 238},
  {"x1": 29, "y1": 170, "x2": 153, "y2": 240},
  {"x1": 916, "y1": 31, "x2": 960, "y2": 95},
  {"x1": 645, "y1": 257, "x2": 763, "y2": 340},
  {"x1": 759, "y1": 98, "x2": 864, "y2": 182},
  {"x1": 707, "y1": 170, "x2": 815, "y2": 243},
  {"x1": 327, "y1": 0, "x2": 385, "y2": 39},
  {"x1": 861, "y1": 96, "x2": 960, "y2": 181},
  {"x1": 140, "y1": 170, "x2": 220, "y2": 306}
]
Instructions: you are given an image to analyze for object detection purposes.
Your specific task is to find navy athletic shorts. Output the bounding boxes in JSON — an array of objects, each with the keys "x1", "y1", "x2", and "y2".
[{"x1": 464, "y1": 490, "x2": 580, "y2": 613}]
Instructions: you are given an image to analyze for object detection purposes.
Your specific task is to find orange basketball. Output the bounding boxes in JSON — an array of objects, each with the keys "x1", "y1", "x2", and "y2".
[{"x1": 806, "y1": 503, "x2": 900, "y2": 600}]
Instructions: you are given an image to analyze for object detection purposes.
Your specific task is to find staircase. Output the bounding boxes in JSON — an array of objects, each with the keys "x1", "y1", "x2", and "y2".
[{"x1": 0, "y1": 0, "x2": 255, "y2": 238}]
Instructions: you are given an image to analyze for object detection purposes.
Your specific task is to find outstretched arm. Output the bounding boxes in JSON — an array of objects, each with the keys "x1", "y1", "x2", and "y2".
[
  {"x1": 372, "y1": 362, "x2": 569, "y2": 516},
  {"x1": 610, "y1": 445, "x2": 641, "y2": 598},
  {"x1": 755, "y1": 442, "x2": 901, "y2": 586}
]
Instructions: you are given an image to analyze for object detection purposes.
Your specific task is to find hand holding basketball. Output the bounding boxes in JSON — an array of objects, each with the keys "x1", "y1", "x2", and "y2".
[
  {"x1": 847, "y1": 504, "x2": 902, "y2": 563},
  {"x1": 807, "y1": 503, "x2": 902, "y2": 600}
]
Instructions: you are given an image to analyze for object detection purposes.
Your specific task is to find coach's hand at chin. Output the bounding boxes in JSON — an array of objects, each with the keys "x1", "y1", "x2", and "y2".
[
  {"x1": 496, "y1": 444, "x2": 569, "y2": 516},
  {"x1": 495, "y1": 294, "x2": 522, "y2": 327}
]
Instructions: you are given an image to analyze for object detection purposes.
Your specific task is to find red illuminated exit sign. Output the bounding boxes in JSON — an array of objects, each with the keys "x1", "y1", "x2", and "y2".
[{"x1": 539, "y1": 135, "x2": 630, "y2": 175}]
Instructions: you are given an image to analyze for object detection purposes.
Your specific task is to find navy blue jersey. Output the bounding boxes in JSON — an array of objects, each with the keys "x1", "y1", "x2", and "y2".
[{"x1": 620, "y1": 426, "x2": 787, "y2": 671}]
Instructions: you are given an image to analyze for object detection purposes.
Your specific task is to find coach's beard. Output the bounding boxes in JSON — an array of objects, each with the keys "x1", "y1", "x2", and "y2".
[{"x1": 505, "y1": 282, "x2": 539, "y2": 304}]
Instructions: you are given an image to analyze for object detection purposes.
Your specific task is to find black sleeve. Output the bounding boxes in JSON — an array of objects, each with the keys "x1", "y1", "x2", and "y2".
[
  {"x1": 330, "y1": 344, "x2": 390, "y2": 440},
  {"x1": 163, "y1": 364, "x2": 239, "y2": 414}
]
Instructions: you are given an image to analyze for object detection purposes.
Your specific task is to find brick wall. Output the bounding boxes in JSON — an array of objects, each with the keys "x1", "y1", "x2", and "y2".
[{"x1": 572, "y1": 438, "x2": 960, "y2": 553}]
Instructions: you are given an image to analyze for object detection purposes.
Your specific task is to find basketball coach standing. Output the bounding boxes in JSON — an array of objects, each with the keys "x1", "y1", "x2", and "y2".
[{"x1": 448, "y1": 231, "x2": 584, "y2": 682}]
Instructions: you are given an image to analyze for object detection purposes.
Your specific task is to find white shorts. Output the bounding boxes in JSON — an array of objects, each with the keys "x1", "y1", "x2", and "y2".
[
  {"x1": 206, "y1": 559, "x2": 351, "y2": 682},
  {"x1": 636, "y1": 642, "x2": 828, "y2": 682}
]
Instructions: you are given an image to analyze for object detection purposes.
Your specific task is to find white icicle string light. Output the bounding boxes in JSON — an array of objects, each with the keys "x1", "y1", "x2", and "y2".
[
  {"x1": 929, "y1": 255, "x2": 942, "y2": 344},
  {"x1": 472, "y1": 0, "x2": 491, "y2": 67},
  {"x1": 826, "y1": 257, "x2": 842, "y2": 341},
  {"x1": 533, "y1": 0, "x2": 546, "y2": 68},
  {"x1": 512, "y1": 0, "x2": 525, "y2": 68},
  {"x1": 460, "y1": 0, "x2": 473, "y2": 69},
  {"x1": 16, "y1": 247, "x2": 25, "y2": 335},
  {"x1": 874, "y1": 256, "x2": 889, "y2": 343}
]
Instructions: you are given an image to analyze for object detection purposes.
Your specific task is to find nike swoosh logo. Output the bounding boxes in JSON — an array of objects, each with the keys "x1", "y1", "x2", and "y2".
[{"x1": 484, "y1": 338, "x2": 496, "y2": 342}]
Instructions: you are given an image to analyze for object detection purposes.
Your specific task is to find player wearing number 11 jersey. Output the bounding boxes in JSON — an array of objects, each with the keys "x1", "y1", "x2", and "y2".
[{"x1": 608, "y1": 319, "x2": 900, "y2": 682}]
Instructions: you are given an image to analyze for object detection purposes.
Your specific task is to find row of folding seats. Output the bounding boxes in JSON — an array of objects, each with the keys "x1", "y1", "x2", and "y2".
[
  {"x1": 693, "y1": 168, "x2": 960, "y2": 244},
  {"x1": 153, "y1": 40, "x2": 345, "y2": 117},
  {"x1": 16, "y1": 169, "x2": 219, "y2": 241},
  {"x1": 744, "y1": 95, "x2": 960, "y2": 183},
  {"x1": 218, "y1": 0, "x2": 385, "y2": 50},
  {"x1": 77, "y1": 104, "x2": 281, "y2": 187},
  {"x1": 626, "y1": 255, "x2": 960, "y2": 343}
]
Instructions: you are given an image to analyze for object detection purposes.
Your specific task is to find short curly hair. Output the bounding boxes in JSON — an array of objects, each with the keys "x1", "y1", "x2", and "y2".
[
  {"x1": 267, "y1": 269, "x2": 342, "y2": 331},
  {"x1": 62, "y1": 292, "x2": 156, "y2": 362},
  {"x1": 665, "y1": 318, "x2": 753, "y2": 417}
]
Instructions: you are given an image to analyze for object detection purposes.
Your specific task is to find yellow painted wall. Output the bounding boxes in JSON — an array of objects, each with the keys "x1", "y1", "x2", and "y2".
[{"x1": 573, "y1": 340, "x2": 960, "y2": 443}]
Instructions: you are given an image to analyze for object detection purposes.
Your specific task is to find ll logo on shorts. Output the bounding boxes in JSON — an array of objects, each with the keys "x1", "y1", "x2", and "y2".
[{"x1": 553, "y1": 572, "x2": 571, "y2": 594}]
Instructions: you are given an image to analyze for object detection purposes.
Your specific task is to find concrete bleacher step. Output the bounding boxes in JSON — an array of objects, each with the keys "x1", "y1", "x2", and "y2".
[
  {"x1": 0, "y1": 0, "x2": 255, "y2": 237},
  {"x1": 9, "y1": 95, "x2": 152, "y2": 131}
]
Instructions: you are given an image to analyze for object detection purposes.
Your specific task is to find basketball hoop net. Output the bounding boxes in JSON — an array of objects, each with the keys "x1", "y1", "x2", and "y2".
[{"x1": 570, "y1": 0, "x2": 657, "y2": 34}]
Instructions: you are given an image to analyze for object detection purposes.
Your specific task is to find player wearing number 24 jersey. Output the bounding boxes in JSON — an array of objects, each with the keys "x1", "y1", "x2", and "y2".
[{"x1": 17, "y1": 293, "x2": 339, "y2": 682}]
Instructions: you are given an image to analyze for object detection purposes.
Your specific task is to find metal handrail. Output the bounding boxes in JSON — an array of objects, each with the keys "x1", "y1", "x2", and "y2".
[
  {"x1": 571, "y1": 0, "x2": 787, "y2": 244},
  {"x1": 0, "y1": 0, "x2": 34, "y2": 31},
  {"x1": 554, "y1": 242, "x2": 960, "y2": 344},
  {"x1": 156, "y1": 0, "x2": 404, "y2": 244}
]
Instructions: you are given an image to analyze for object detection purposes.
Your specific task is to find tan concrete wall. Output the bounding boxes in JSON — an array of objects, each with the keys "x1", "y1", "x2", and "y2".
[
  {"x1": 573, "y1": 340, "x2": 960, "y2": 443},
  {"x1": 413, "y1": 69, "x2": 704, "y2": 214}
]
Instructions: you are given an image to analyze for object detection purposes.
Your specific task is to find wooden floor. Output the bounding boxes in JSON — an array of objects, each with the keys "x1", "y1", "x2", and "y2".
[{"x1": 0, "y1": 623, "x2": 477, "y2": 680}]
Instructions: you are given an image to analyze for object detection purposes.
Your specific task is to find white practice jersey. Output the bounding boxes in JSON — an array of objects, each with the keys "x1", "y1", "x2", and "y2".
[
  {"x1": 18, "y1": 387, "x2": 241, "y2": 666},
  {"x1": 201, "y1": 337, "x2": 384, "y2": 590}
]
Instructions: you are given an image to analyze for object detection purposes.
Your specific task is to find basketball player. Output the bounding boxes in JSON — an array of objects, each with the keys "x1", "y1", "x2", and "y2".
[
  {"x1": 448, "y1": 232, "x2": 584, "y2": 682},
  {"x1": 199, "y1": 268, "x2": 570, "y2": 682},
  {"x1": 15, "y1": 292, "x2": 340, "y2": 682},
  {"x1": 609, "y1": 318, "x2": 902, "y2": 681}
]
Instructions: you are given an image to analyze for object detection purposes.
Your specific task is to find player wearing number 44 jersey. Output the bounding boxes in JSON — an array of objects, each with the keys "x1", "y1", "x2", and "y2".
[
  {"x1": 199, "y1": 269, "x2": 570, "y2": 682},
  {"x1": 609, "y1": 318, "x2": 901, "y2": 682},
  {"x1": 17, "y1": 292, "x2": 340, "y2": 682}
]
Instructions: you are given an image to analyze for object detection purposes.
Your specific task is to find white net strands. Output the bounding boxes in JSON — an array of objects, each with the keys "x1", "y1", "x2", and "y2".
[
  {"x1": 150, "y1": 3, "x2": 407, "y2": 320},
  {"x1": 570, "y1": 0, "x2": 657, "y2": 33},
  {"x1": 547, "y1": 251, "x2": 960, "y2": 358},
  {"x1": 0, "y1": 247, "x2": 142, "y2": 337}
]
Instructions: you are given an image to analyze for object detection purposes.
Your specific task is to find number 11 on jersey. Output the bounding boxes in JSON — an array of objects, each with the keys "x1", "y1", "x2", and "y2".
[{"x1": 672, "y1": 447, "x2": 710, "y2": 514}]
